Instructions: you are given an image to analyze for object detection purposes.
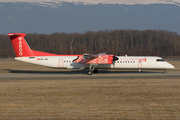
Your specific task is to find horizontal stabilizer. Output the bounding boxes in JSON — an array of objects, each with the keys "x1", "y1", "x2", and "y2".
[{"x1": 7, "y1": 33, "x2": 26, "y2": 37}]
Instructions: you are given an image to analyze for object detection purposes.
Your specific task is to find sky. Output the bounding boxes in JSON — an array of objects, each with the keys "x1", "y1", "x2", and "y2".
[{"x1": 0, "y1": 0, "x2": 180, "y2": 34}]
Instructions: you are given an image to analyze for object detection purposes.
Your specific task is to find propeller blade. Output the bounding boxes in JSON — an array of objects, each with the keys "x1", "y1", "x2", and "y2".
[{"x1": 113, "y1": 56, "x2": 119, "y2": 61}]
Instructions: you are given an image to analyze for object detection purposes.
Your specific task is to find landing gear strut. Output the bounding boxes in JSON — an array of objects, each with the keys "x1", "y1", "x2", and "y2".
[{"x1": 87, "y1": 64, "x2": 98, "y2": 75}]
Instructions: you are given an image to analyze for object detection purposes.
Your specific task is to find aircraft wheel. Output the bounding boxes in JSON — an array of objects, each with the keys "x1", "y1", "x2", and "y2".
[
  {"x1": 87, "y1": 71, "x2": 92, "y2": 75},
  {"x1": 163, "y1": 70, "x2": 167, "y2": 74}
]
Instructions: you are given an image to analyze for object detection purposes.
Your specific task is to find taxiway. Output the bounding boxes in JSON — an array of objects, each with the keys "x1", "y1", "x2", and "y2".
[{"x1": 0, "y1": 71, "x2": 179, "y2": 80}]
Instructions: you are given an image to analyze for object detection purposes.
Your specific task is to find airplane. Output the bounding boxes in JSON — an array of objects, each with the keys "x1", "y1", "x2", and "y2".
[{"x1": 7, "y1": 33, "x2": 175, "y2": 75}]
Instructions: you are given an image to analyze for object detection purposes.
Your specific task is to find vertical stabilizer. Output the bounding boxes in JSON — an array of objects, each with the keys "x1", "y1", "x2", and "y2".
[{"x1": 7, "y1": 33, "x2": 35, "y2": 57}]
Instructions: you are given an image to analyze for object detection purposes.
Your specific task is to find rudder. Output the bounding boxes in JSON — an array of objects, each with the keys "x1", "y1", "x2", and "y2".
[{"x1": 7, "y1": 33, "x2": 35, "y2": 57}]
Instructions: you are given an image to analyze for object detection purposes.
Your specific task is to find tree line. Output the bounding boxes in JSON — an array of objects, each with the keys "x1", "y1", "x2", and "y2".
[{"x1": 0, "y1": 29, "x2": 180, "y2": 58}]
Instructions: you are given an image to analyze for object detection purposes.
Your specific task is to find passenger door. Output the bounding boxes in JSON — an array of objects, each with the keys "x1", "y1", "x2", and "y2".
[{"x1": 58, "y1": 58, "x2": 64, "y2": 67}]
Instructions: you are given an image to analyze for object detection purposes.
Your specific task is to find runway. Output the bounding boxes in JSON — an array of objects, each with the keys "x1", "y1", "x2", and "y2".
[{"x1": 0, "y1": 71, "x2": 180, "y2": 80}]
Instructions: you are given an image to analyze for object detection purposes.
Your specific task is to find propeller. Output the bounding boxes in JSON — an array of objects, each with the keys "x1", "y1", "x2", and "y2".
[
  {"x1": 113, "y1": 54, "x2": 119, "y2": 61},
  {"x1": 112, "y1": 54, "x2": 119, "y2": 67}
]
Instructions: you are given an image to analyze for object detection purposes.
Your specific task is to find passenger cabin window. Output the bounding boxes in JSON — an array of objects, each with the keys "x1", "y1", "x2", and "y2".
[{"x1": 156, "y1": 59, "x2": 165, "y2": 62}]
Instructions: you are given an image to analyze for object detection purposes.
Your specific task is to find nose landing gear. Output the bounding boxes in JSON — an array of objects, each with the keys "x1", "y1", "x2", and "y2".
[{"x1": 163, "y1": 69, "x2": 167, "y2": 74}]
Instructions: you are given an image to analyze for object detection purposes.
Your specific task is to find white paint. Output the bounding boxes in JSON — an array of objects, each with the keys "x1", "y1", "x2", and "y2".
[{"x1": 15, "y1": 56, "x2": 175, "y2": 70}]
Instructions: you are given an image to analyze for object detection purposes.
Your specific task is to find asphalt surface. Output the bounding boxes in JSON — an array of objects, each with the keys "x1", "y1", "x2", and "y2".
[{"x1": 0, "y1": 71, "x2": 179, "y2": 80}]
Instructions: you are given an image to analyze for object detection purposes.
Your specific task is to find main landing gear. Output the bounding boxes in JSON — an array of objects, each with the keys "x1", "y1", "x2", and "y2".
[{"x1": 87, "y1": 64, "x2": 98, "y2": 75}]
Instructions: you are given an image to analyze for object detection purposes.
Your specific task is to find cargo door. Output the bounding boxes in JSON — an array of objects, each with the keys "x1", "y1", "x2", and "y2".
[{"x1": 138, "y1": 60, "x2": 142, "y2": 68}]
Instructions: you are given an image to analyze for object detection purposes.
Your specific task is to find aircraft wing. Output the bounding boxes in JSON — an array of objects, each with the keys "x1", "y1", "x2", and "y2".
[
  {"x1": 74, "y1": 53, "x2": 117, "y2": 64},
  {"x1": 83, "y1": 53, "x2": 99, "y2": 58}
]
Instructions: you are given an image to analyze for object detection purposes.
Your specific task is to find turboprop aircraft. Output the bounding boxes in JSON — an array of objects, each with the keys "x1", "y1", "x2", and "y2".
[{"x1": 7, "y1": 33, "x2": 175, "y2": 75}]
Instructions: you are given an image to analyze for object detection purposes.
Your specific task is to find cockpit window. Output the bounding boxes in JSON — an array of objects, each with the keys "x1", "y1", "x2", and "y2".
[{"x1": 156, "y1": 59, "x2": 165, "y2": 62}]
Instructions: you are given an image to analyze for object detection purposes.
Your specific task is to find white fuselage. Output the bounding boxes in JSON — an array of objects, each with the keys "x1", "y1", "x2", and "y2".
[{"x1": 15, "y1": 56, "x2": 175, "y2": 70}]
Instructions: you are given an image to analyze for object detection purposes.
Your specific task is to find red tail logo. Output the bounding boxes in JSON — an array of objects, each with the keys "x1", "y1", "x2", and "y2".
[{"x1": 7, "y1": 33, "x2": 35, "y2": 57}]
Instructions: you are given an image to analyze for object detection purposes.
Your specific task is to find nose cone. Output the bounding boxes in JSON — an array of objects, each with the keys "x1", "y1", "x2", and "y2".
[
  {"x1": 166, "y1": 63, "x2": 175, "y2": 69},
  {"x1": 171, "y1": 64, "x2": 175, "y2": 69}
]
